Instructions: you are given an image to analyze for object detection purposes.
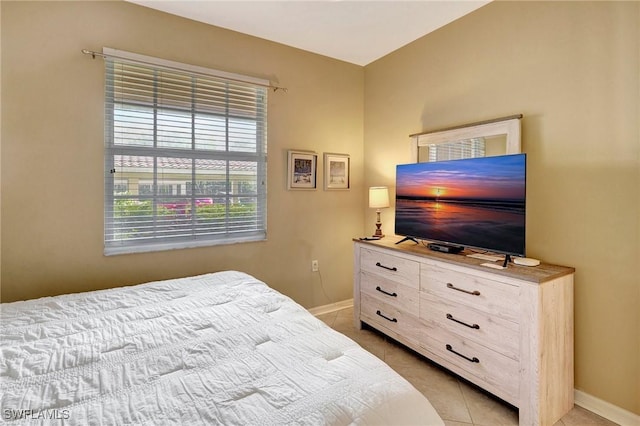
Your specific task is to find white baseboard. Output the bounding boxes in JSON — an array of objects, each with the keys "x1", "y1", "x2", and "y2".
[
  {"x1": 574, "y1": 389, "x2": 640, "y2": 425},
  {"x1": 308, "y1": 299, "x2": 353, "y2": 316}
]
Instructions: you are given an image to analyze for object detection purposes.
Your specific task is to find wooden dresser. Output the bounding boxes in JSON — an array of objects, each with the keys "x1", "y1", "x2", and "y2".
[{"x1": 353, "y1": 236, "x2": 575, "y2": 426}]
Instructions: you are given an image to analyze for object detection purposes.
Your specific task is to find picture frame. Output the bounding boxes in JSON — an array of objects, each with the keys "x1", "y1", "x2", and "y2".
[
  {"x1": 323, "y1": 153, "x2": 350, "y2": 190},
  {"x1": 287, "y1": 150, "x2": 317, "y2": 190}
]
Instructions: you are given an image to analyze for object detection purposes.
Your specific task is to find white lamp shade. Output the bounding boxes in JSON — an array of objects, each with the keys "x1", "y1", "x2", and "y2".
[{"x1": 369, "y1": 186, "x2": 390, "y2": 209}]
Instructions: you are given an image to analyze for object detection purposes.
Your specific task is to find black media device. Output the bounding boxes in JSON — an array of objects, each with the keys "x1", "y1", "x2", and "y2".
[
  {"x1": 394, "y1": 153, "x2": 527, "y2": 257},
  {"x1": 426, "y1": 243, "x2": 464, "y2": 254}
]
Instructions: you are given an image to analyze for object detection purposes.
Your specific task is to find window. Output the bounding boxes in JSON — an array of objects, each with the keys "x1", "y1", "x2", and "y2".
[{"x1": 104, "y1": 48, "x2": 267, "y2": 255}]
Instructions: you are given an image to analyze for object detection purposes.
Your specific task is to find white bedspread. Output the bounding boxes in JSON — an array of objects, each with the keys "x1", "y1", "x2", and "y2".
[{"x1": 0, "y1": 271, "x2": 443, "y2": 425}]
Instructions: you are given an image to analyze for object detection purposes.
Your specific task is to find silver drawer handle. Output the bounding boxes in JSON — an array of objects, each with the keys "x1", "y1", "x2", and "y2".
[
  {"x1": 446, "y1": 344, "x2": 479, "y2": 363},
  {"x1": 446, "y1": 282, "x2": 480, "y2": 296},
  {"x1": 446, "y1": 313, "x2": 480, "y2": 329},
  {"x1": 376, "y1": 310, "x2": 398, "y2": 323},
  {"x1": 375, "y1": 286, "x2": 398, "y2": 297},
  {"x1": 375, "y1": 262, "x2": 397, "y2": 272}
]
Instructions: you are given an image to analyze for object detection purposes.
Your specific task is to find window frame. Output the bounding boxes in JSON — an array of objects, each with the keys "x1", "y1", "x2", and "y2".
[{"x1": 103, "y1": 48, "x2": 268, "y2": 255}]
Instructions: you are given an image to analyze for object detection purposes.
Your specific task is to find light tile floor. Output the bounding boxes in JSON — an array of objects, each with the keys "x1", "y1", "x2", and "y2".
[{"x1": 316, "y1": 307, "x2": 618, "y2": 426}]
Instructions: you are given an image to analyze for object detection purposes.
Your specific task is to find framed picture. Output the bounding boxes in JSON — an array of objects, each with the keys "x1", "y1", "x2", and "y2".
[
  {"x1": 287, "y1": 150, "x2": 317, "y2": 190},
  {"x1": 324, "y1": 153, "x2": 350, "y2": 190}
]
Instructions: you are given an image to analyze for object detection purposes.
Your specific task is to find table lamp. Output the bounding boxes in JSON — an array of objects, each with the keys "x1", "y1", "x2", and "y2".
[{"x1": 369, "y1": 186, "x2": 389, "y2": 238}]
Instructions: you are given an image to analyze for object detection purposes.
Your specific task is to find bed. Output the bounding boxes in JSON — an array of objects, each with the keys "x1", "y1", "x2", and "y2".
[{"x1": 1, "y1": 271, "x2": 443, "y2": 425}]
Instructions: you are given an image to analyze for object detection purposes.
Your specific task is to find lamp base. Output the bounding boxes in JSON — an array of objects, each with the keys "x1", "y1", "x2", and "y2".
[{"x1": 373, "y1": 222, "x2": 384, "y2": 238}]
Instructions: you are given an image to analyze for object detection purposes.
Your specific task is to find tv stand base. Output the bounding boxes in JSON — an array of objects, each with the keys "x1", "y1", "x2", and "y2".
[{"x1": 396, "y1": 236, "x2": 420, "y2": 245}]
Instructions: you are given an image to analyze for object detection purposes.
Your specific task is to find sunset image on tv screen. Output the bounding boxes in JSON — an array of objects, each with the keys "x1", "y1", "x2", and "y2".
[{"x1": 395, "y1": 154, "x2": 526, "y2": 255}]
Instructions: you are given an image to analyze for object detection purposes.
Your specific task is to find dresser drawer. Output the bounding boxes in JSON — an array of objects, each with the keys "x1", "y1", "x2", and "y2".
[
  {"x1": 360, "y1": 292, "x2": 421, "y2": 342},
  {"x1": 361, "y1": 271, "x2": 419, "y2": 316},
  {"x1": 419, "y1": 327, "x2": 519, "y2": 405},
  {"x1": 421, "y1": 262, "x2": 520, "y2": 323},
  {"x1": 361, "y1": 247, "x2": 419, "y2": 289},
  {"x1": 420, "y1": 292, "x2": 519, "y2": 360}
]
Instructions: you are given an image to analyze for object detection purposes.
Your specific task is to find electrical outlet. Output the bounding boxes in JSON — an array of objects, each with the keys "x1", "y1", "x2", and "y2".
[{"x1": 311, "y1": 260, "x2": 319, "y2": 272}]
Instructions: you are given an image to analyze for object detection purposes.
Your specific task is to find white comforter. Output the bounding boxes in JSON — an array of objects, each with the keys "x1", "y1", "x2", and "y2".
[{"x1": 0, "y1": 271, "x2": 443, "y2": 425}]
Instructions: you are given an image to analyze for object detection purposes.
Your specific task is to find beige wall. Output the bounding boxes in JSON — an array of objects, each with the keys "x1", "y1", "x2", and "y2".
[
  {"x1": 0, "y1": 1, "x2": 364, "y2": 308},
  {"x1": 364, "y1": 1, "x2": 639, "y2": 415}
]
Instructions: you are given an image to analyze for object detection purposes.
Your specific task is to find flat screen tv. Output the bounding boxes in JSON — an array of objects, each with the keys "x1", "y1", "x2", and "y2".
[{"x1": 395, "y1": 153, "x2": 526, "y2": 256}]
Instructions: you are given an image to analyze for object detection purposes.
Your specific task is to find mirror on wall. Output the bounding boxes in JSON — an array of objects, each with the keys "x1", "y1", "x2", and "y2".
[{"x1": 411, "y1": 115, "x2": 522, "y2": 162}]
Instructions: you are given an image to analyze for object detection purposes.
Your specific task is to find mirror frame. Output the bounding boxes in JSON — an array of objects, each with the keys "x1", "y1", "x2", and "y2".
[{"x1": 410, "y1": 115, "x2": 522, "y2": 162}]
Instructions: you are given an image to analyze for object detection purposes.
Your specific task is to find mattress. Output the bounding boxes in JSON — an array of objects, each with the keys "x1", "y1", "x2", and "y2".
[{"x1": 0, "y1": 271, "x2": 443, "y2": 425}]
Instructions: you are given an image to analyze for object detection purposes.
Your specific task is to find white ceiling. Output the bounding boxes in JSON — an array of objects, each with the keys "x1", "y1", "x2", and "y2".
[{"x1": 126, "y1": 1, "x2": 490, "y2": 66}]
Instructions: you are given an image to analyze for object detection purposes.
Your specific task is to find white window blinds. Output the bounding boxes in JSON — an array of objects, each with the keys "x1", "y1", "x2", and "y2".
[
  {"x1": 427, "y1": 138, "x2": 485, "y2": 162},
  {"x1": 104, "y1": 48, "x2": 267, "y2": 255}
]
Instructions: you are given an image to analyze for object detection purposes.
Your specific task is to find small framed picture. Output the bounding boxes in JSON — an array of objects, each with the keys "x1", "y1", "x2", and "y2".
[
  {"x1": 287, "y1": 150, "x2": 317, "y2": 190},
  {"x1": 324, "y1": 153, "x2": 350, "y2": 190}
]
